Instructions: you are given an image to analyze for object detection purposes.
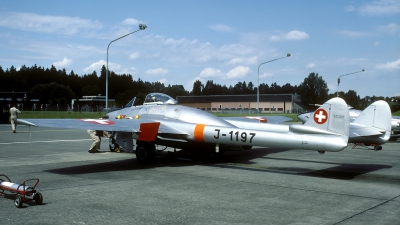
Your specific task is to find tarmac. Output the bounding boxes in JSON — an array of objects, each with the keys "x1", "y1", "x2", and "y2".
[{"x1": 0, "y1": 124, "x2": 399, "y2": 225}]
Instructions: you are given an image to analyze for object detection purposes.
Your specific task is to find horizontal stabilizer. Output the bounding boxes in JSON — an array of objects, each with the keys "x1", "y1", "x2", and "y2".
[
  {"x1": 289, "y1": 124, "x2": 339, "y2": 135},
  {"x1": 351, "y1": 125, "x2": 384, "y2": 137}
]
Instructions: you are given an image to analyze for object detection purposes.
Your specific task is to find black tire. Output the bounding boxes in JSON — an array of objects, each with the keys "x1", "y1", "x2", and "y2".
[
  {"x1": 15, "y1": 195, "x2": 23, "y2": 208},
  {"x1": 34, "y1": 192, "x2": 43, "y2": 205},
  {"x1": 135, "y1": 142, "x2": 155, "y2": 162}
]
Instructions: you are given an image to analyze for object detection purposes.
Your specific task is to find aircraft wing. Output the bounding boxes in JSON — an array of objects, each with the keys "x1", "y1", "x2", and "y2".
[{"x1": 17, "y1": 118, "x2": 187, "y2": 135}]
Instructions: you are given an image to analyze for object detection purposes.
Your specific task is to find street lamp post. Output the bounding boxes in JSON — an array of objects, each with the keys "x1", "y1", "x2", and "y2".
[
  {"x1": 106, "y1": 24, "x2": 147, "y2": 111},
  {"x1": 336, "y1": 69, "x2": 365, "y2": 97},
  {"x1": 257, "y1": 53, "x2": 291, "y2": 115}
]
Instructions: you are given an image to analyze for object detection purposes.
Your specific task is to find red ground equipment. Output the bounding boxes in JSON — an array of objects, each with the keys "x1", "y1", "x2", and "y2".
[{"x1": 0, "y1": 174, "x2": 43, "y2": 208}]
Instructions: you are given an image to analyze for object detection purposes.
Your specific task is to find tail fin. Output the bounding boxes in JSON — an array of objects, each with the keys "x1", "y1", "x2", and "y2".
[
  {"x1": 353, "y1": 100, "x2": 391, "y2": 131},
  {"x1": 125, "y1": 97, "x2": 137, "y2": 107},
  {"x1": 303, "y1": 97, "x2": 350, "y2": 139}
]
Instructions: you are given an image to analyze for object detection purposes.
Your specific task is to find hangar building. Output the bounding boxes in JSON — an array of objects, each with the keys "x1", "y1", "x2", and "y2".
[{"x1": 176, "y1": 94, "x2": 304, "y2": 114}]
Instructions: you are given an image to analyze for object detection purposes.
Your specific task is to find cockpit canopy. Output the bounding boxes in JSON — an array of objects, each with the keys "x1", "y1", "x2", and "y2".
[{"x1": 143, "y1": 93, "x2": 178, "y2": 105}]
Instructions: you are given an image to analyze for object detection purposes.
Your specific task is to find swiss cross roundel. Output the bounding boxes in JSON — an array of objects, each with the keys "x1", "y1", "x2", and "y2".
[{"x1": 313, "y1": 108, "x2": 328, "y2": 124}]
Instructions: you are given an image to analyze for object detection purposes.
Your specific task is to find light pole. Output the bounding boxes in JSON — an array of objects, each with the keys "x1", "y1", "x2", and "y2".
[
  {"x1": 106, "y1": 24, "x2": 147, "y2": 111},
  {"x1": 336, "y1": 69, "x2": 365, "y2": 97},
  {"x1": 257, "y1": 53, "x2": 291, "y2": 115}
]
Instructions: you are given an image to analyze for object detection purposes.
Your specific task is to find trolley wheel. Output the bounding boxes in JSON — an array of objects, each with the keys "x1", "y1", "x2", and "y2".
[
  {"x1": 34, "y1": 192, "x2": 43, "y2": 205},
  {"x1": 14, "y1": 195, "x2": 23, "y2": 208}
]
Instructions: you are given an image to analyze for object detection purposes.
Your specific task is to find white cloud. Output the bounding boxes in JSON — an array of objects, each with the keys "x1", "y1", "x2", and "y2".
[
  {"x1": 376, "y1": 58, "x2": 400, "y2": 71},
  {"x1": 379, "y1": 23, "x2": 400, "y2": 33},
  {"x1": 336, "y1": 30, "x2": 373, "y2": 38},
  {"x1": 158, "y1": 78, "x2": 168, "y2": 84},
  {"x1": 306, "y1": 63, "x2": 316, "y2": 69},
  {"x1": 227, "y1": 56, "x2": 258, "y2": 65},
  {"x1": 83, "y1": 60, "x2": 108, "y2": 73},
  {"x1": 83, "y1": 60, "x2": 136, "y2": 75},
  {"x1": 122, "y1": 18, "x2": 140, "y2": 26},
  {"x1": 227, "y1": 58, "x2": 244, "y2": 65},
  {"x1": 270, "y1": 30, "x2": 309, "y2": 41},
  {"x1": 199, "y1": 67, "x2": 224, "y2": 77},
  {"x1": 53, "y1": 57, "x2": 72, "y2": 68},
  {"x1": 0, "y1": 12, "x2": 102, "y2": 35},
  {"x1": 209, "y1": 24, "x2": 235, "y2": 32},
  {"x1": 145, "y1": 68, "x2": 168, "y2": 75},
  {"x1": 259, "y1": 72, "x2": 273, "y2": 79},
  {"x1": 225, "y1": 66, "x2": 251, "y2": 79},
  {"x1": 129, "y1": 52, "x2": 141, "y2": 60},
  {"x1": 284, "y1": 30, "x2": 310, "y2": 40},
  {"x1": 358, "y1": 0, "x2": 400, "y2": 16},
  {"x1": 246, "y1": 56, "x2": 258, "y2": 65},
  {"x1": 139, "y1": 34, "x2": 258, "y2": 67}
]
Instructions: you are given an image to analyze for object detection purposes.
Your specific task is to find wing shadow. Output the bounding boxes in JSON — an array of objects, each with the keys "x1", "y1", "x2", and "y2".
[{"x1": 45, "y1": 147, "x2": 393, "y2": 181}]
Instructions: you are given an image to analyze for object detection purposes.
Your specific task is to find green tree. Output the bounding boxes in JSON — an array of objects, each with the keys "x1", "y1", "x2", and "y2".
[
  {"x1": 203, "y1": 80, "x2": 216, "y2": 95},
  {"x1": 191, "y1": 80, "x2": 203, "y2": 95},
  {"x1": 31, "y1": 82, "x2": 75, "y2": 106},
  {"x1": 82, "y1": 85, "x2": 101, "y2": 96},
  {"x1": 343, "y1": 90, "x2": 359, "y2": 109},
  {"x1": 298, "y1": 72, "x2": 329, "y2": 109}
]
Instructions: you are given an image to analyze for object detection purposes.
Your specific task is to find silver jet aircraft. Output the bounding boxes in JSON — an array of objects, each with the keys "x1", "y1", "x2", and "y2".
[
  {"x1": 19, "y1": 93, "x2": 350, "y2": 162},
  {"x1": 297, "y1": 101, "x2": 392, "y2": 150}
]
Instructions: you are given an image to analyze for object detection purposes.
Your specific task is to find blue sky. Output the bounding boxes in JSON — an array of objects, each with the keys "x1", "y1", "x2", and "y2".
[{"x1": 0, "y1": 0, "x2": 399, "y2": 98}]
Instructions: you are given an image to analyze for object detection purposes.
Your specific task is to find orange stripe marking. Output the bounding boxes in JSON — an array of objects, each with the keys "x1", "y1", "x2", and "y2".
[{"x1": 194, "y1": 124, "x2": 206, "y2": 142}]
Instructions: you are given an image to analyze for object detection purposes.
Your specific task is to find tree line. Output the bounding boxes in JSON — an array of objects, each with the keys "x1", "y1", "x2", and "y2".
[{"x1": 0, "y1": 64, "x2": 394, "y2": 111}]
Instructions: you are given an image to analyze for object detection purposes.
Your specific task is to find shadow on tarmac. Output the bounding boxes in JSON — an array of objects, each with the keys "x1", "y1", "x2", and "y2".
[
  {"x1": 44, "y1": 148, "x2": 288, "y2": 174},
  {"x1": 45, "y1": 147, "x2": 392, "y2": 181}
]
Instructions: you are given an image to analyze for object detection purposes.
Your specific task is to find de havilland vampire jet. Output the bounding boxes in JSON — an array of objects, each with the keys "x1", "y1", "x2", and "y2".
[
  {"x1": 297, "y1": 101, "x2": 392, "y2": 150},
  {"x1": 19, "y1": 93, "x2": 350, "y2": 162}
]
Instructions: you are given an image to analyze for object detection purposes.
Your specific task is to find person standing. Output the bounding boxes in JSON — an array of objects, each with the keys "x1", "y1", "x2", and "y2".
[
  {"x1": 87, "y1": 130, "x2": 111, "y2": 153},
  {"x1": 9, "y1": 104, "x2": 21, "y2": 133}
]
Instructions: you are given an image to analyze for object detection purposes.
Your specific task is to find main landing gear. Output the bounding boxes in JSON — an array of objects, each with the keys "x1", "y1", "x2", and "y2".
[{"x1": 135, "y1": 141, "x2": 156, "y2": 162}]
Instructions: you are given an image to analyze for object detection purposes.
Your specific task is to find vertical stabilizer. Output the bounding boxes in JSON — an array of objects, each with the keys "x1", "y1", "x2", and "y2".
[
  {"x1": 353, "y1": 100, "x2": 391, "y2": 132},
  {"x1": 304, "y1": 97, "x2": 350, "y2": 139}
]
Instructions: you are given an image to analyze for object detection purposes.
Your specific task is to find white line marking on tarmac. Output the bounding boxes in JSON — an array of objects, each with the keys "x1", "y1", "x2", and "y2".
[{"x1": 0, "y1": 139, "x2": 90, "y2": 145}]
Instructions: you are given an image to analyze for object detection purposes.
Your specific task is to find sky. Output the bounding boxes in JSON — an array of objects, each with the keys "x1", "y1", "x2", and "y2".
[{"x1": 0, "y1": 0, "x2": 399, "y2": 98}]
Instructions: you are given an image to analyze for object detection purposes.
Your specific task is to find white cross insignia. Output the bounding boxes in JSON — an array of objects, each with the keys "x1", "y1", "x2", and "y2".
[{"x1": 313, "y1": 109, "x2": 328, "y2": 124}]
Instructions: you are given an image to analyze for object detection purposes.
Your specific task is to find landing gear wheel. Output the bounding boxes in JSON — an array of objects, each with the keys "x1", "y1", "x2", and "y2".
[
  {"x1": 34, "y1": 192, "x2": 43, "y2": 205},
  {"x1": 135, "y1": 142, "x2": 155, "y2": 162},
  {"x1": 15, "y1": 195, "x2": 23, "y2": 208},
  {"x1": 374, "y1": 145, "x2": 382, "y2": 151}
]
